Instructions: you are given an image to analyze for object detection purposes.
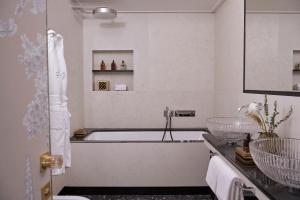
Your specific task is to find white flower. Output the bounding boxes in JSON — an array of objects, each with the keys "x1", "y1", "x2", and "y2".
[{"x1": 247, "y1": 102, "x2": 262, "y2": 114}]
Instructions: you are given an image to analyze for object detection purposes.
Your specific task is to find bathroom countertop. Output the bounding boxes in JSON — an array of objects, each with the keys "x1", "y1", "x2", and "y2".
[{"x1": 203, "y1": 134, "x2": 300, "y2": 200}]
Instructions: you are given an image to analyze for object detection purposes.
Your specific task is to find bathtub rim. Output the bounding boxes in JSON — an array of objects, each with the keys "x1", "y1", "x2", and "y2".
[{"x1": 70, "y1": 128, "x2": 210, "y2": 143}]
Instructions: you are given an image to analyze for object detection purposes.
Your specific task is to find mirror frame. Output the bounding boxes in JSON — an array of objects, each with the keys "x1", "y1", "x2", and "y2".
[{"x1": 243, "y1": 0, "x2": 300, "y2": 97}]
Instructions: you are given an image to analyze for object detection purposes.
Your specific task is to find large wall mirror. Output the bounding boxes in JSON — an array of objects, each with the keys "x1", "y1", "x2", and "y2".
[{"x1": 244, "y1": 0, "x2": 300, "y2": 96}]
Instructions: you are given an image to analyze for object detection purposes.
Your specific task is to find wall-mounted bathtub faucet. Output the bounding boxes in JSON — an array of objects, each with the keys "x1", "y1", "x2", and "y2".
[
  {"x1": 162, "y1": 106, "x2": 174, "y2": 142},
  {"x1": 174, "y1": 110, "x2": 195, "y2": 117},
  {"x1": 163, "y1": 106, "x2": 174, "y2": 119}
]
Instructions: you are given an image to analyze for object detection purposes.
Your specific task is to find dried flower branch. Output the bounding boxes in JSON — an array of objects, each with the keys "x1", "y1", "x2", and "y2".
[
  {"x1": 275, "y1": 106, "x2": 293, "y2": 128},
  {"x1": 239, "y1": 95, "x2": 293, "y2": 137},
  {"x1": 246, "y1": 112, "x2": 266, "y2": 133}
]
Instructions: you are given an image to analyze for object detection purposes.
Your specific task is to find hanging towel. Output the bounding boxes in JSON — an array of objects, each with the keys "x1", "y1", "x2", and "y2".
[
  {"x1": 48, "y1": 30, "x2": 71, "y2": 175},
  {"x1": 206, "y1": 155, "x2": 244, "y2": 200}
]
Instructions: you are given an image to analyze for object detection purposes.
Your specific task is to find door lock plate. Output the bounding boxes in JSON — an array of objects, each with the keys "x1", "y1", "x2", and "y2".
[{"x1": 41, "y1": 182, "x2": 51, "y2": 200}]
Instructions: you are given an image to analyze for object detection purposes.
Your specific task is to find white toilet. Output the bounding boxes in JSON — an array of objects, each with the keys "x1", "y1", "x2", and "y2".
[{"x1": 53, "y1": 196, "x2": 90, "y2": 200}]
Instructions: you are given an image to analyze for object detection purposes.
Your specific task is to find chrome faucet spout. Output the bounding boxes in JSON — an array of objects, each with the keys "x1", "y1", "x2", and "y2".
[
  {"x1": 162, "y1": 106, "x2": 174, "y2": 142},
  {"x1": 164, "y1": 106, "x2": 169, "y2": 120}
]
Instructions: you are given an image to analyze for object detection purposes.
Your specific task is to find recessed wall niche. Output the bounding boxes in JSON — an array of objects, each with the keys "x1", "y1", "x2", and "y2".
[
  {"x1": 292, "y1": 50, "x2": 300, "y2": 91},
  {"x1": 92, "y1": 50, "x2": 134, "y2": 91}
]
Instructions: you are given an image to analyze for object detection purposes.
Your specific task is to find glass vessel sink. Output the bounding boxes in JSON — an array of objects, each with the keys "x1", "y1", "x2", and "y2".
[
  {"x1": 250, "y1": 138, "x2": 300, "y2": 188},
  {"x1": 206, "y1": 117, "x2": 258, "y2": 143}
]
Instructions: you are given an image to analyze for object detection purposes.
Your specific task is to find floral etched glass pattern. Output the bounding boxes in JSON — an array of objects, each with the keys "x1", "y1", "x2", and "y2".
[
  {"x1": 250, "y1": 138, "x2": 300, "y2": 188},
  {"x1": 19, "y1": 33, "x2": 49, "y2": 140}
]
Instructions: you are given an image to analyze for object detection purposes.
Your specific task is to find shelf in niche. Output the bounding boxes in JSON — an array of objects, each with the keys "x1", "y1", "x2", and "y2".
[
  {"x1": 293, "y1": 50, "x2": 300, "y2": 71},
  {"x1": 292, "y1": 50, "x2": 300, "y2": 89},
  {"x1": 92, "y1": 69, "x2": 134, "y2": 73}
]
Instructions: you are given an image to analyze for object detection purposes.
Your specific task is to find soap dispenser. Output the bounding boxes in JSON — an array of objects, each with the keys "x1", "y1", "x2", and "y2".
[
  {"x1": 100, "y1": 60, "x2": 106, "y2": 70},
  {"x1": 111, "y1": 60, "x2": 117, "y2": 70}
]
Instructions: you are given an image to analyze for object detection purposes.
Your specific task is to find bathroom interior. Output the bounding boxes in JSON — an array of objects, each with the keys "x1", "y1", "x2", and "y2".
[{"x1": 1, "y1": 0, "x2": 300, "y2": 200}]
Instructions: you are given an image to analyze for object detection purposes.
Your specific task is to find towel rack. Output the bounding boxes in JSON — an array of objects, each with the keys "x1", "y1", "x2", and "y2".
[
  {"x1": 236, "y1": 181, "x2": 255, "y2": 193},
  {"x1": 210, "y1": 151, "x2": 218, "y2": 158}
]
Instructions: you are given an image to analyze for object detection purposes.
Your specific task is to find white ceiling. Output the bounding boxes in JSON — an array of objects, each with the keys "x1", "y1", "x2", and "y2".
[
  {"x1": 246, "y1": 0, "x2": 300, "y2": 12},
  {"x1": 72, "y1": 0, "x2": 225, "y2": 12}
]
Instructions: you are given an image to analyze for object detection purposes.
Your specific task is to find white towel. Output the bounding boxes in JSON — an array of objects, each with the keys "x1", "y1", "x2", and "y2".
[
  {"x1": 114, "y1": 84, "x2": 127, "y2": 91},
  {"x1": 206, "y1": 155, "x2": 244, "y2": 200}
]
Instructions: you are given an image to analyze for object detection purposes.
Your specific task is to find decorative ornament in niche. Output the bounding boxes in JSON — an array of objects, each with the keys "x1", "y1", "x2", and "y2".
[
  {"x1": 0, "y1": 18, "x2": 17, "y2": 38},
  {"x1": 19, "y1": 33, "x2": 49, "y2": 140}
]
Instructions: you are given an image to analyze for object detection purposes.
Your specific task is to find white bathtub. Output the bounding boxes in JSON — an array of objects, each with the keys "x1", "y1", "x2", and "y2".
[
  {"x1": 84, "y1": 131, "x2": 204, "y2": 142},
  {"x1": 67, "y1": 130, "x2": 210, "y2": 187}
]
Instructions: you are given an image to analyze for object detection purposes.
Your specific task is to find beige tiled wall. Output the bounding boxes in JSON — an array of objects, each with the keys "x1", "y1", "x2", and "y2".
[{"x1": 83, "y1": 13, "x2": 216, "y2": 129}]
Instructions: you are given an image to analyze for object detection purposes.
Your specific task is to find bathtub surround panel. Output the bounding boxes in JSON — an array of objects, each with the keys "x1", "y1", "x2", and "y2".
[
  {"x1": 83, "y1": 13, "x2": 215, "y2": 128},
  {"x1": 47, "y1": 0, "x2": 84, "y2": 194},
  {"x1": 66, "y1": 142, "x2": 210, "y2": 186}
]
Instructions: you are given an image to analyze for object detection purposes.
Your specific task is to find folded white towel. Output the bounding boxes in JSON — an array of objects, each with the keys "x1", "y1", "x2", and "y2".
[
  {"x1": 114, "y1": 84, "x2": 127, "y2": 91},
  {"x1": 206, "y1": 155, "x2": 244, "y2": 200},
  {"x1": 206, "y1": 155, "x2": 219, "y2": 192}
]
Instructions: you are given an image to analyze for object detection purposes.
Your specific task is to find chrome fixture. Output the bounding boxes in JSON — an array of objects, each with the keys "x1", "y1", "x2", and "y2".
[
  {"x1": 93, "y1": 7, "x2": 117, "y2": 19},
  {"x1": 235, "y1": 182, "x2": 255, "y2": 193},
  {"x1": 72, "y1": 6, "x2": 117, "y2": 19},
  {"x1": 174, "y1": 110, "x2": 195, "y2": 117},
  {"x1": 162, "y1": 106, "x2": 174, "y2": 142}
]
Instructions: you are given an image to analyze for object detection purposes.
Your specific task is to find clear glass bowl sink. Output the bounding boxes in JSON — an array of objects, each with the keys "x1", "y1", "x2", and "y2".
[
  {"x1": 250, "y1": 138, "x2": 300, "y2": 188},
  {"x1": 206, "y1": 117, "x2": 258, "y2": 143}
]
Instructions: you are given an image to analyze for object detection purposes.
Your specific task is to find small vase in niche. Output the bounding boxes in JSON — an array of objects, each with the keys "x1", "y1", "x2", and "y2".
[
  {"x1": 100, "y1": 60, "x2": 106, "y2": 70},
  {"x1": 111, "y1": 60, "x2": 117, "y2": 70},
  {"x1": 120, "y1": 60, "x2": 127, "y2": 70}
]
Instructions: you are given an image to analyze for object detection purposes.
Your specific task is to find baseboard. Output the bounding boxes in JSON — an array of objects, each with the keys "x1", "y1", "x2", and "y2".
[{"x1": 58, "y1": 186, "x2": 213, "y2": 196}]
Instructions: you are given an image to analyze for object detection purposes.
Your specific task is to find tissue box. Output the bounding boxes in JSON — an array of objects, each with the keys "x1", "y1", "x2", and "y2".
[{"x1": 114, "y1": 84, "x2": 127, "y2": 91}]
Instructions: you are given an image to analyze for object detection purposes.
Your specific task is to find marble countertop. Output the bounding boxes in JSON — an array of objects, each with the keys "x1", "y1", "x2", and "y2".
[{"x1": 203, "y1": 134, "x2": 300, "y2": 200}]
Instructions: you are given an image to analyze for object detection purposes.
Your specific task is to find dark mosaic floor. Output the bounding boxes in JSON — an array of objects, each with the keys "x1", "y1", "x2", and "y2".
[{"x1": 82, "y1": 195, "x2": 213, "y2": 200}]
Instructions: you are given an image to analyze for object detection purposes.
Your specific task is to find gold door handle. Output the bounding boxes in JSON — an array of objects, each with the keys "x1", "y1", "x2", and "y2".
[{"x1": 40, "y1": 152, "x2": 63, "y2": 170}]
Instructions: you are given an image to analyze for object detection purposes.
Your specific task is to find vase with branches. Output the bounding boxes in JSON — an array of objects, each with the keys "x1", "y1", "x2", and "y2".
[{"x1": 238, "y1": 95, "x2": 293, "y2": 138}]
